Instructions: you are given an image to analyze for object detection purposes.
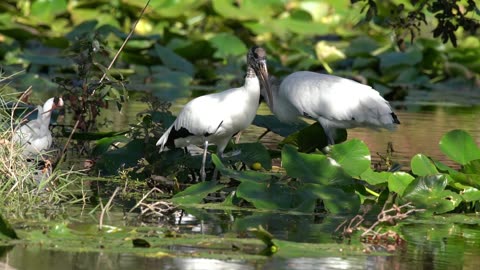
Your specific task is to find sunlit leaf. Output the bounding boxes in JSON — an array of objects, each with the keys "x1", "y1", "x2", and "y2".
[
  {"x1": 92, "y1": 135, "x2": 131, "y2": 157},
  {"x1": 411, "y1": 154, "x2": 439, "y2": 176},
  {"x1": 402, "y1": 175, "x2": 462, "y2": 214},
  {"x1": 360, "y1": 168, "x2": 391, "y2": 185},
  {"x1": 439, "y1": 130, "x2": 480, "y2": 165},
  {"x1": 171, "y1": 181, "x2": 224, "y2": 205},
  {"x1": 31, "y1": 0, "x2": 67, "y2": 22},
  {"x1": 282, "y1": 145, "x2": 353, "y2": 186},
  {"x1": 329, "y1": 139, "x2": 370, "y2": 177},
  {"x1": 388, "y1": 172, "x2": 415, "y2": 196},
  {"x1": 461, "y1": 187, "x2": 480, "y2": 202}
]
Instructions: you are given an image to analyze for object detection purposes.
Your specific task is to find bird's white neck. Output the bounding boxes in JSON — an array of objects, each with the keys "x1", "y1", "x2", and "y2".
[
  {"x1": 244, "y1": 67, "x2": 260, "y2": 92},
  {"x1": 40, "y1": 102, "x2": 54, "y2": 124}
]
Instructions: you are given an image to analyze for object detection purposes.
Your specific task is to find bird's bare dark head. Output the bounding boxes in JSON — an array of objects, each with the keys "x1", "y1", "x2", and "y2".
[
  {"x1": 248, "y1": 46, "x2": 266, "y2": 63},
  {"x1": 247, "y1": 46, "x2": 273, "y2": 109}
]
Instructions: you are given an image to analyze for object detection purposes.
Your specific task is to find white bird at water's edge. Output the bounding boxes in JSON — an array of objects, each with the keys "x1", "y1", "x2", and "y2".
[
  {"x1": 156, "y1": 46, "x2": 272, "y2": 181},
  {"x1": 12, "y1": 97, "x2": 64, "y2": 157},
  {"x1": 264, "y1": 71, "x2": 400, "y2": 145}
]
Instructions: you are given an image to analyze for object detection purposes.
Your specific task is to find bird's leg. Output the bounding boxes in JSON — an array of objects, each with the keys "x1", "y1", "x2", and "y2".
[
  {"x1": 234, "y1": 131, "x2": 242, "y2": 144},
  {"x1": 323, "y1": 128, "x2": 336, "y2": 145},
  {"x1": 200, "y1": 140, "x2": 209, "y2": 182}
]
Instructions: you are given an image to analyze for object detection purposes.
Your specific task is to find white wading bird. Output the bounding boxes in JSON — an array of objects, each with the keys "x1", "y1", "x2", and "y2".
[
  {"x1": 13, "y1": 97, "x2": 64, "y2": 157},
  {"x1": 156, "y1": 46, "x2": 272, "y2": 181},
  {"x1": 266, "y1": 71, "x2": 400, "y2": 145}
]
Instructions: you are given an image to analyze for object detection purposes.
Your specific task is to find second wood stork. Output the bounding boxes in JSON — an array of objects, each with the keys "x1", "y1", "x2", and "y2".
[
  {"x1": 266, "y1": 71, "x2": 400, "y2": 145},
  {"x1": 13, "y1": 97, "x2": 64, "y2": 157},
  {"x1": 156, "y1": 46, "x2": 271, "y2": 181}
]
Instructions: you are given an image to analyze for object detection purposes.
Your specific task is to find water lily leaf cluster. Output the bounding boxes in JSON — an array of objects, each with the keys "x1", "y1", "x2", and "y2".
[{"x1": 166, "y1": 127, "x2": 480, "y2": 217}]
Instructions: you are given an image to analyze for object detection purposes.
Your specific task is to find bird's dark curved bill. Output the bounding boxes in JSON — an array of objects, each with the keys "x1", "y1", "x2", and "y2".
[{"x1": 257, "y1": 61, "x2": 273, "y2": 109}]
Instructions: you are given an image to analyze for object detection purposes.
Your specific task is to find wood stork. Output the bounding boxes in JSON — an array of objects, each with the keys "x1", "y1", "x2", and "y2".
[
  {"x1": 265, "y1": 71, "x2": 400, "y2": 145},
  {"x1": 156, "y1": 46, "x2": 271, "y2": 181},
  {"x1": 13, "y1": 97, "x2": 64, "y2": 157}
]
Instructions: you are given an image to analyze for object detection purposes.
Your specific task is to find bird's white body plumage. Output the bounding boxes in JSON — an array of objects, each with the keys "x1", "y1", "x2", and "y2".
[
  {"x1": 270, "y1": 71, "x2": 398, "y2": 143},
  {"x1": 156, "y1": 74, "x2": 261, "y2": 154},
  {"x1": 13, "y1": 98, "x2": 61, "y2": 156}
]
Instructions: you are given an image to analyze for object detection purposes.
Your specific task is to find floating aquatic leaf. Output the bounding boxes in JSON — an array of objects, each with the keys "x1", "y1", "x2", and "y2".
[
  {"x1": 282, "y1": 145, "x2": 354, "y2": 187},
  {"x1": 329, "y1": 139, "x2": 371, "y2": 177},
  {"x1": 461, "y1": 187, "x2": 480, "y2": 202},
  {"x1": 171, "y1": 181, "x2": 224, "y2": 205},
  {"x1": 411, "y1": 154, "x2": 439, "y2": 176},
  {"x1": 388, "y1": 172, "x2": 415, "y2": 196},
  {"x1": 402, "y1": 175, "x2": 462, "y2": 214},
  {"x1": 360, "y1": 168, "x2": 391, "y2": 185},
  {"x1": 439, "y1": 130, "x2": 480, "y2": 165}
]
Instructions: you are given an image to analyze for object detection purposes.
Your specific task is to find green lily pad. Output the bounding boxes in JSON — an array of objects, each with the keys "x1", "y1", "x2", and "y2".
[
  {"x1": 171, "y1": 181, "x2": 224, "y2": 205},
  {"x1": 329, "y1": 139, "x2": 371, "y2": 177},
  {"x1": 411, "y1": 154, "x2": 439, "y2": 176},
  {"x1": 461, "y1": 187, "x2": 480, "y2": 202},
  {"x1": 360, "y1": 168, "x2": 391, "y2": 185},
  {"x1": 388, "y1": 172, "x2": 415, "y2": 196},
  {"x1": 449, "y1": 171, "x2": 480, "y2": 190},
  {"x1": 92, "y1": 135, "x2": 131, "y2": 157},
  {"x1": 439, "y1": 129, "x2": 480, "y2": 165},
  {"x1": 463, "y1": 159, "x2": 480, "y2": 174},
  {"x1": 282, "y1": 145, "x2": 354, "y2": 186},
  {"x1": 402, "y1": 175, "x2": 462, "y2": 214}
]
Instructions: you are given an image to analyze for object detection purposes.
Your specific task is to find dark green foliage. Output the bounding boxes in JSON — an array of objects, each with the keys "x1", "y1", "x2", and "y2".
[{"x1": 353, "y1": 0, "x2": 480, "y2": 47}]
